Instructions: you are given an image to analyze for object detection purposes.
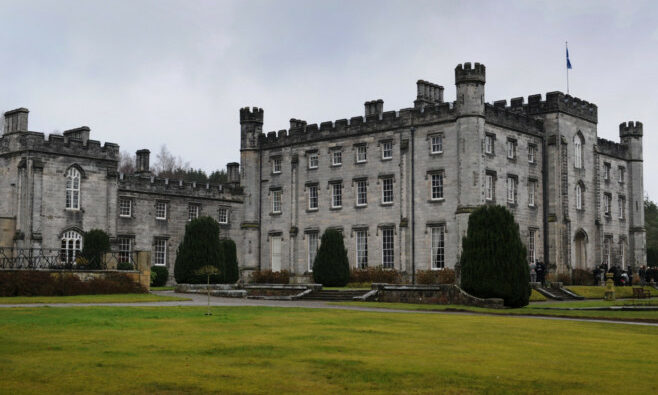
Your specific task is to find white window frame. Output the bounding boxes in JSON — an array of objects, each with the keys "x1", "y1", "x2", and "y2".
[
  {"x1": 331, "y1": 183, "x2": 342, "y2": 208},
  {"x1": 308, "y1": 153, "x2": 319, "y2": 169},
  {"x1": 154, "y1": 239, "x2": 167, "y2": 266},
  {"x1": 118, "y1": 237, "x2": 132, "y2": 263},
  {"x1": 506, "y1": 140, "x2": 516, "y2": 159},
  {"x1": 431, "y1": 172, "x2": 444, "y2": 201},
  {"x1": 604, "y1": 194, "x2": 611, "y2": 216},
  {"x1": 528, "y1": 180, "x2": 536, "y2": 207},
  {"x1": 356, "y1": 180, "x2": 367, "y2": 206},
  {"x1": 618, "y1": 197, "x2": 625, "y2": 219},
  {"x1": 272, "y1": 157, "x2": 282, "y2": 174},
  {"x1": 272, "y1": 190, "x2": 282, "y2": 214},
  {"x1": 603, "y1": 163, "x2": 611, "y2": 181},
  {"x1": 574, "y1": 135, "x2": 583, "y2": 169},
  {"x1": 188, "y1": 204, "x2": 199, "y2": 221},
  {"x1": 382, "y1": 228, "x2": 394, "y2": 269},
  {"x1": 65, "y1": 167, "x2": 81, "y2": 210},
  {"x1": 356, "y1": 230, "x2": 368, "y2": 269},
  {"x1": 218, "y1": 207, "x2": 229, "y2": 224},
  {"x1": 60, "y1": 230, "x2": 82, "y2": 264},
  {"x1": 528, "y1": 145, "x2": 536, "y2": 163},
  {"x1": 507, "y1": 176, "x2": 517, "y2": 204},
  {"x1": 575, "y1": 184, "x2": 583, "y2": 210},
  {"x1": 356, "y1": 145, "x2": 367, "y2": 163},
  {"x1": 618, "y1": 167, "x2": 625, "y2": 184},
  {"x1": 308, "y1": 185, "x2": 318, "y2": 210},
  {"x1": 307, "y1": 232, "x2": 318, "y2": 272},
  {"x1": 332, "y1": 150, "x2": 342, "y2": 166},
  {"x1": 430, "y1": 225, "x2": 445, "y2": 269},
  {"x1": 382, "y1": 177, "x2": 394, "y2": 204},
  {"x1": 485, "y1": 135, "x2": 494, "y2": 154},
  {"x1": 528, "y1": 229, "x2": 536, "y2": 264},
  {"x1": 119, "y1": 198, "x2": 132, "y2": 218},
  {"x1": 382, "y1": 141, "x2": 393, "y2": 159},
  {"x1": 485, "y1": 174, "x2": 494, "y2": 201},
  {"x1": 431, "y1": 135, "x2": 443, "y2": 154},
  {"x1": 155, "y1": 201, "x2": 167, "y2": 220}
]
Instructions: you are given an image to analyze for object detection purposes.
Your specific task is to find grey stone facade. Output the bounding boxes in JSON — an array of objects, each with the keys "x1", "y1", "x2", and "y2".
[
  {"x1": 0, "y1": 61, "x2": 646, "y2": 283},
  {"x1": 240, "y1": 62, "x2": 646, "y2": 279}
]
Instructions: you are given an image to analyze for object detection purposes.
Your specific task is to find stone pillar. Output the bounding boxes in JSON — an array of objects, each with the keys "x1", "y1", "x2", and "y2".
[{"x1": 135, "y1": 250, "x2": 152, "y2": 290}]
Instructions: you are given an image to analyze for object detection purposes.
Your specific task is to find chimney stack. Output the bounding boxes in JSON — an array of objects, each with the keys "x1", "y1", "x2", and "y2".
[
  {"x1": 414, "y1": 80, "x2": 444, "y2": 110},
  {"x1": 135, "y1": 149, "x2": 151, "y2": 175},
  {"x1": 227, "y1": 162, "x2": 240, "y2": 185},
  {"x1": 3, "y1": 108, "x2": 29, "y2": 134},
  {"x1": 364, "y1": 99, "x2": 384, "y2": 118}
]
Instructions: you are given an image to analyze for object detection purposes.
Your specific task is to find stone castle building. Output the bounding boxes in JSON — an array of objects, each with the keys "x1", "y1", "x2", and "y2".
[{"x1": 0, "y1": 62, "x2": 646, "y2": 282}]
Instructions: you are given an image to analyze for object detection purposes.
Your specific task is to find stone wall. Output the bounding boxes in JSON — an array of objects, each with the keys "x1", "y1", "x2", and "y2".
[{"x1": 373, "y1": 284, "x2": 504, "y2": 308}]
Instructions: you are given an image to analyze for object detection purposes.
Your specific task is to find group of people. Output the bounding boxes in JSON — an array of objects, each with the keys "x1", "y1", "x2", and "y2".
[
  {"x1": 528, "y1": 260, "x2": 547, "y2": 285},
  {"x1": 593, "y1": 264, "x2": 658, "y2": 286}
]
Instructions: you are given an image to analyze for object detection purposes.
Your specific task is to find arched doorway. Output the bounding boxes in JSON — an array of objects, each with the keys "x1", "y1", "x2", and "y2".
[{"x1": 574, "y1": 229, "x2": 588, "y2": 269}]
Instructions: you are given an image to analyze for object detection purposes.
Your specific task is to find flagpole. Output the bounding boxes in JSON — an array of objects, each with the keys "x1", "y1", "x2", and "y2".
[{"x1": 566, "y1": 41, "x2": 570, "y2": 95}]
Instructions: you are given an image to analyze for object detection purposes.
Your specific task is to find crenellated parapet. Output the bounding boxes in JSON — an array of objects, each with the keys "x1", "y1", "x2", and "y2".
[
  {"x1": 619, "y1": 121, "x2": 642, "y2": 138},
  {"x1": 596, "y1": 137, "x2": 628, "y2": 160},
  {"x1": 118, "y1": 173, "x2": 243, "y2": 200},
  {"x1": 0, "y1": 131, "x2": 119, "y2": 161},
  {"x1": 454, "y1": 62, "x2": 486, "y2": 84},
  {"x1": 484, "y1": 104, "x2": 544, "y2": 136},
  {"x1": 257, "y1": 103, "x2": 456, "y2": 149},
  {"x1": 496, "y1": 92, "x2": 597, "y2": 123},
  {"x1": 239, "y1": 107, "x2": 264, "y2": 124}
]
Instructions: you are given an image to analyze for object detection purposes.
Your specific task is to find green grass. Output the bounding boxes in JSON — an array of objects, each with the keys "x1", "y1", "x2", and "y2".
[
  {"x1": 538, "y1": 299, "x2": 658, "y2": 308},
  {"x1": 151, "y1": 286, "x2": 176, "y2": 291},
  {"x1": 0, "y1": 293, "x2": 190, "y2": 304},
  {"x1": 334, "y1": 301, "x2": 658, "y2": 322},
  {"x1": 530, "y1": 289, "x2": 547, "y2": 301},
  {"x1": 566, "y1": 285, "x2": 656, "y2": 299},
  {"x1": 0, "y1": 306, "x2": 657, "y2": 394}
]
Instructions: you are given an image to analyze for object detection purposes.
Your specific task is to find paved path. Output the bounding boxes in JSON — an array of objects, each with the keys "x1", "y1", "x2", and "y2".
[{"x1": 1, "y1": 291, "x2": 657, "y2": 327}]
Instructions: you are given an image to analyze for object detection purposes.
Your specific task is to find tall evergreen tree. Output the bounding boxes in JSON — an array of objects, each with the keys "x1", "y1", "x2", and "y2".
[
  {"x1": 312, "y1": 229, "x2": 350, "y2": 286},
  {"x1": 220, "y1": 239, "x2": 239, "y2": 283},
  {"x1": 81, "y1": 229, "x2": 111, "y2": 269},
  {"x1": 174, "y1": 217, "x2": 222, "y2": 284},
  {"x1": 460, "y1": 205, "x2": 530, "y2": 307}
]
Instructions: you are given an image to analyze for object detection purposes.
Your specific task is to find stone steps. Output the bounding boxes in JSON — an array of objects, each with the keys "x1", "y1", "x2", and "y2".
[{"x1": 301, "y1": 290, "x2": 369, "y2": 301}]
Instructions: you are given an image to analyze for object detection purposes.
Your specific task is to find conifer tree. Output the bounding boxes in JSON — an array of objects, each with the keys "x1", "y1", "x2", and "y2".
[
  {"x1": 220, "y1": 239, "x2": 239, "y2": 283},
  {"x1": 460, "y1": 205, "x2": 531, "y2": 307},
  {"x1": 81, "y1": 229, "x2": 110, "y2": 269},
  {"x1": 312, "y1": 229, "x2": 350, "y2": 286},
  {"x1": 174, "y1": 217, "x2": 222, "y2": 284}
]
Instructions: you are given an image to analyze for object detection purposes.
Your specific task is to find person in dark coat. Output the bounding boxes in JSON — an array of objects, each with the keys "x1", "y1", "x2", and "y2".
[{"x1": 639, "y1": 266, "x2": 646, "y2": 286}]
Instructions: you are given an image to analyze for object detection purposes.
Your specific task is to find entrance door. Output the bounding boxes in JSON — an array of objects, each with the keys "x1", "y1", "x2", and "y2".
[
  {"x1": 271, "y1": 236, "x2": 282, "y2": 272},
  {"x1": 574, "y1": 231, "x2": 587, "y2": 269}
]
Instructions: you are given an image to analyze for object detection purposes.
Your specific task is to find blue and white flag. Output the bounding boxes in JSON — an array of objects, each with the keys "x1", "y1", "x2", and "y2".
[{"x1": 566, "y1": 47, "x2": 572, "y2": 69}]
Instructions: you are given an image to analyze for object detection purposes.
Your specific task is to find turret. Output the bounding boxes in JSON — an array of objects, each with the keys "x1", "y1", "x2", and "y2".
[
  {"x1": 240, "y1": 107, "x2": 264, "y2": 150},
  {"x1": 454, "y1": 62, "x2": 486, "y2": 116},
  {"x1": 620, "y1": 121, "x2": 643, "y2": 160},
  {"x1": 3, "y1": 108, "x2": 29, "y2": 134}
]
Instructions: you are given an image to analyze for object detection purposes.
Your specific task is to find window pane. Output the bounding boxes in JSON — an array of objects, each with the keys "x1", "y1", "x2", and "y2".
[{"x1": 382, "y1": 228, "x2": 394, "y2": 269}]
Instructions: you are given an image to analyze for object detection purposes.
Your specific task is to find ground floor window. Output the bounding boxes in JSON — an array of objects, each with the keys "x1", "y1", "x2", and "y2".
[
  {"x1": 528, "y1": 229, "x2": 536, "y2": 264},
  {"x1": 307, "y1": 232, "x2": 318, "y2": 272},
  {"x1": 382, "y1": 228, "x2": 394, "y2": 269},
  {"x1": 118, "y1": 237, "x2": 132, "y2": 263},
  {"x1": 603, "y1": 237, "x2": 611, "y2": 266},
  {"x1": 271, "y1": 235, "x2": 282, "y2": 271},
  {"x1": 60, "y1": 230, "x2": 82, "y2": 264},
  {"x1": 431, "y1": 226, "x2": 445, "y2": 269},
  {"x1": 154, "y1": 239, "x2": 167, "y2": 266},
  {"x1": 356, "y1": 230, "x2": 368, "y2": 268}
]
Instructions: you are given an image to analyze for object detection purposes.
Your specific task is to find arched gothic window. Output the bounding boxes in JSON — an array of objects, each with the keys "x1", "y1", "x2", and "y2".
[
  {"x1": 66, "y1": 167, "x2": 81, "y2": 209},
  {"x1": 574, "y1": 134, "x2": 583, "y2": 169},
  {"x1": 60, "y1": 230, "x2": 83, "y2": 265},
  {"x1": 575, "y1": 182, "x2": 584, "y2": 210}
]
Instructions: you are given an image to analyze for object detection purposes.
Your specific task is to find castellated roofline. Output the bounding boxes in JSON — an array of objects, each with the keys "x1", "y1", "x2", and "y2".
[
  {"x1": 619, "y1": 121, "x2": 642, "y2": 137},
  {"x1": 239, "y1": 107, "x2": 264, "y2": 123},
  {"x1": 492, "y1": 91, "x2": 598, "y2": 123},
  {"x1": 1, "y1": 130, "x2": 119, "y2": 161},
  {"x1": 596, "y1": 137, "x2": 629, "y2": 160},
  {"x1": 118, "y1": 173, "x2": 243, "y2": 199},
  {"x1": 455, "y1": 62, "x2": 486, "y2": 84}
]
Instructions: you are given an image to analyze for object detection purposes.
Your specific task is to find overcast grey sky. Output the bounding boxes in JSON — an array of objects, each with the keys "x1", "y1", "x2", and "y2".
[{"x1": 2, "y1": 0, "x2": 657, "y2": 198}]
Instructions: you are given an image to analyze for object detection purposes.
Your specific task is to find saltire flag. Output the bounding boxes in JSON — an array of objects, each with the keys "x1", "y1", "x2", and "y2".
[{"x1": 566, "y1": 47, "x2": 572, "y2": 69}]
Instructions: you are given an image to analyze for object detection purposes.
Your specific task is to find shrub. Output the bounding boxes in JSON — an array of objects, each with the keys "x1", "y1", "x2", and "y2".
[
  {"x1": 313, "y1": 229, "x2": 350, "y2": 286},
  {"x1": 250, "y1": 270, "x2": 290, "y2": 284},
  {"x1": 220, "y1": 239, "x2": 239, "y2": 284},
  {"x1": 571, "y1": 269, "x2": 594, "y2": 286},
  {"x1": 116, "y1": 262, "x2": 134, "y2": 270},
  {"x1": 350, "y1": 267, "x2": 401, "y2": 284},
  {"x1": 416, "y1": 269, "x2": 456, "y2": 285},
  {"x1": 557, "y1": 273, "x2": 571, "y2": 285},
  {"x1": 81, "y1": 229, "x2": 110, "y2": 269},
  {"x1": 460, "y1": 205, "x2": 531, "y2": 308},
  {"x1": 174, "y1": 217, "x2": 222, "y2": 284},
  {"x1": 151, "y1": 266, "x2": 169, "y2": 287},
  {"x1": 648, "y1": 247, "x2": 657, "y2": 267},
  {"x1": 0, "y1": 271, "x2": 145, "y2": 296}
]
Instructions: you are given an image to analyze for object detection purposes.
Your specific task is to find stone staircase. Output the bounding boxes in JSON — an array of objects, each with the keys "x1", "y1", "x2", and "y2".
[
  {"x1": 534, "y1": 283, "x2": 584, "y2": 301},
  {"x1": 301, "y1": 289, "x2": 370, "y2": 301}
]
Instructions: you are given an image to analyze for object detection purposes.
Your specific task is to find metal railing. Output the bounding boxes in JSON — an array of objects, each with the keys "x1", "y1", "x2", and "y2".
[{"x1": 0, "y1": 248, "x2": 136, "y2": 271}]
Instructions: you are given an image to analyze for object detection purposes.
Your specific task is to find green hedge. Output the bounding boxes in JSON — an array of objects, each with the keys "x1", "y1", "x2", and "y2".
[
  {"x1": 150, "y1": 266, "x2": 169, "y2": 287},
  {"x1": 313, "y1": 229, "x2": 349, "y2": 286}
]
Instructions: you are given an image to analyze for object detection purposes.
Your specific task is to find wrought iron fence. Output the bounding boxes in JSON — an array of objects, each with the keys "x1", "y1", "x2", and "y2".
[{"x1": 0, "y1": 248, "x2": 136, "y2": 271}]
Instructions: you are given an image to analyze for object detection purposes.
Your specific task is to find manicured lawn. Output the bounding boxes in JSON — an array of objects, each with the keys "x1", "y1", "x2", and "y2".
[
  {"x1": 335, "y1": 301, "x2": 658, "y2": 322},
  {"x1": 530, "y1": 289, "x2": 547, "y2": 301},
  {"x1": 0, "y1": 293, "x2": 190, "y2": 304},
  {"x1": 567, "y1": 285, "x2": 656, "y2": 299},
  {"x1": 0, "y1": 306, "x2": 657, "y2": 394}
]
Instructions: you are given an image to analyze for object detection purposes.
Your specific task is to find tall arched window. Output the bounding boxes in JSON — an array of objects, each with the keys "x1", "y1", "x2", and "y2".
[
  {"x1": 66, "y1": 167, "x2": 81, "y2": 209},
  {"x1": 60, "y1": 230, "x2": 83, "y2": 264},
  {"x1": 575, "y1": 182, "x2": 583, "y2": 210},
  {"x1": 574, "y1": 134, "x2": 583, "y2": 169}
]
